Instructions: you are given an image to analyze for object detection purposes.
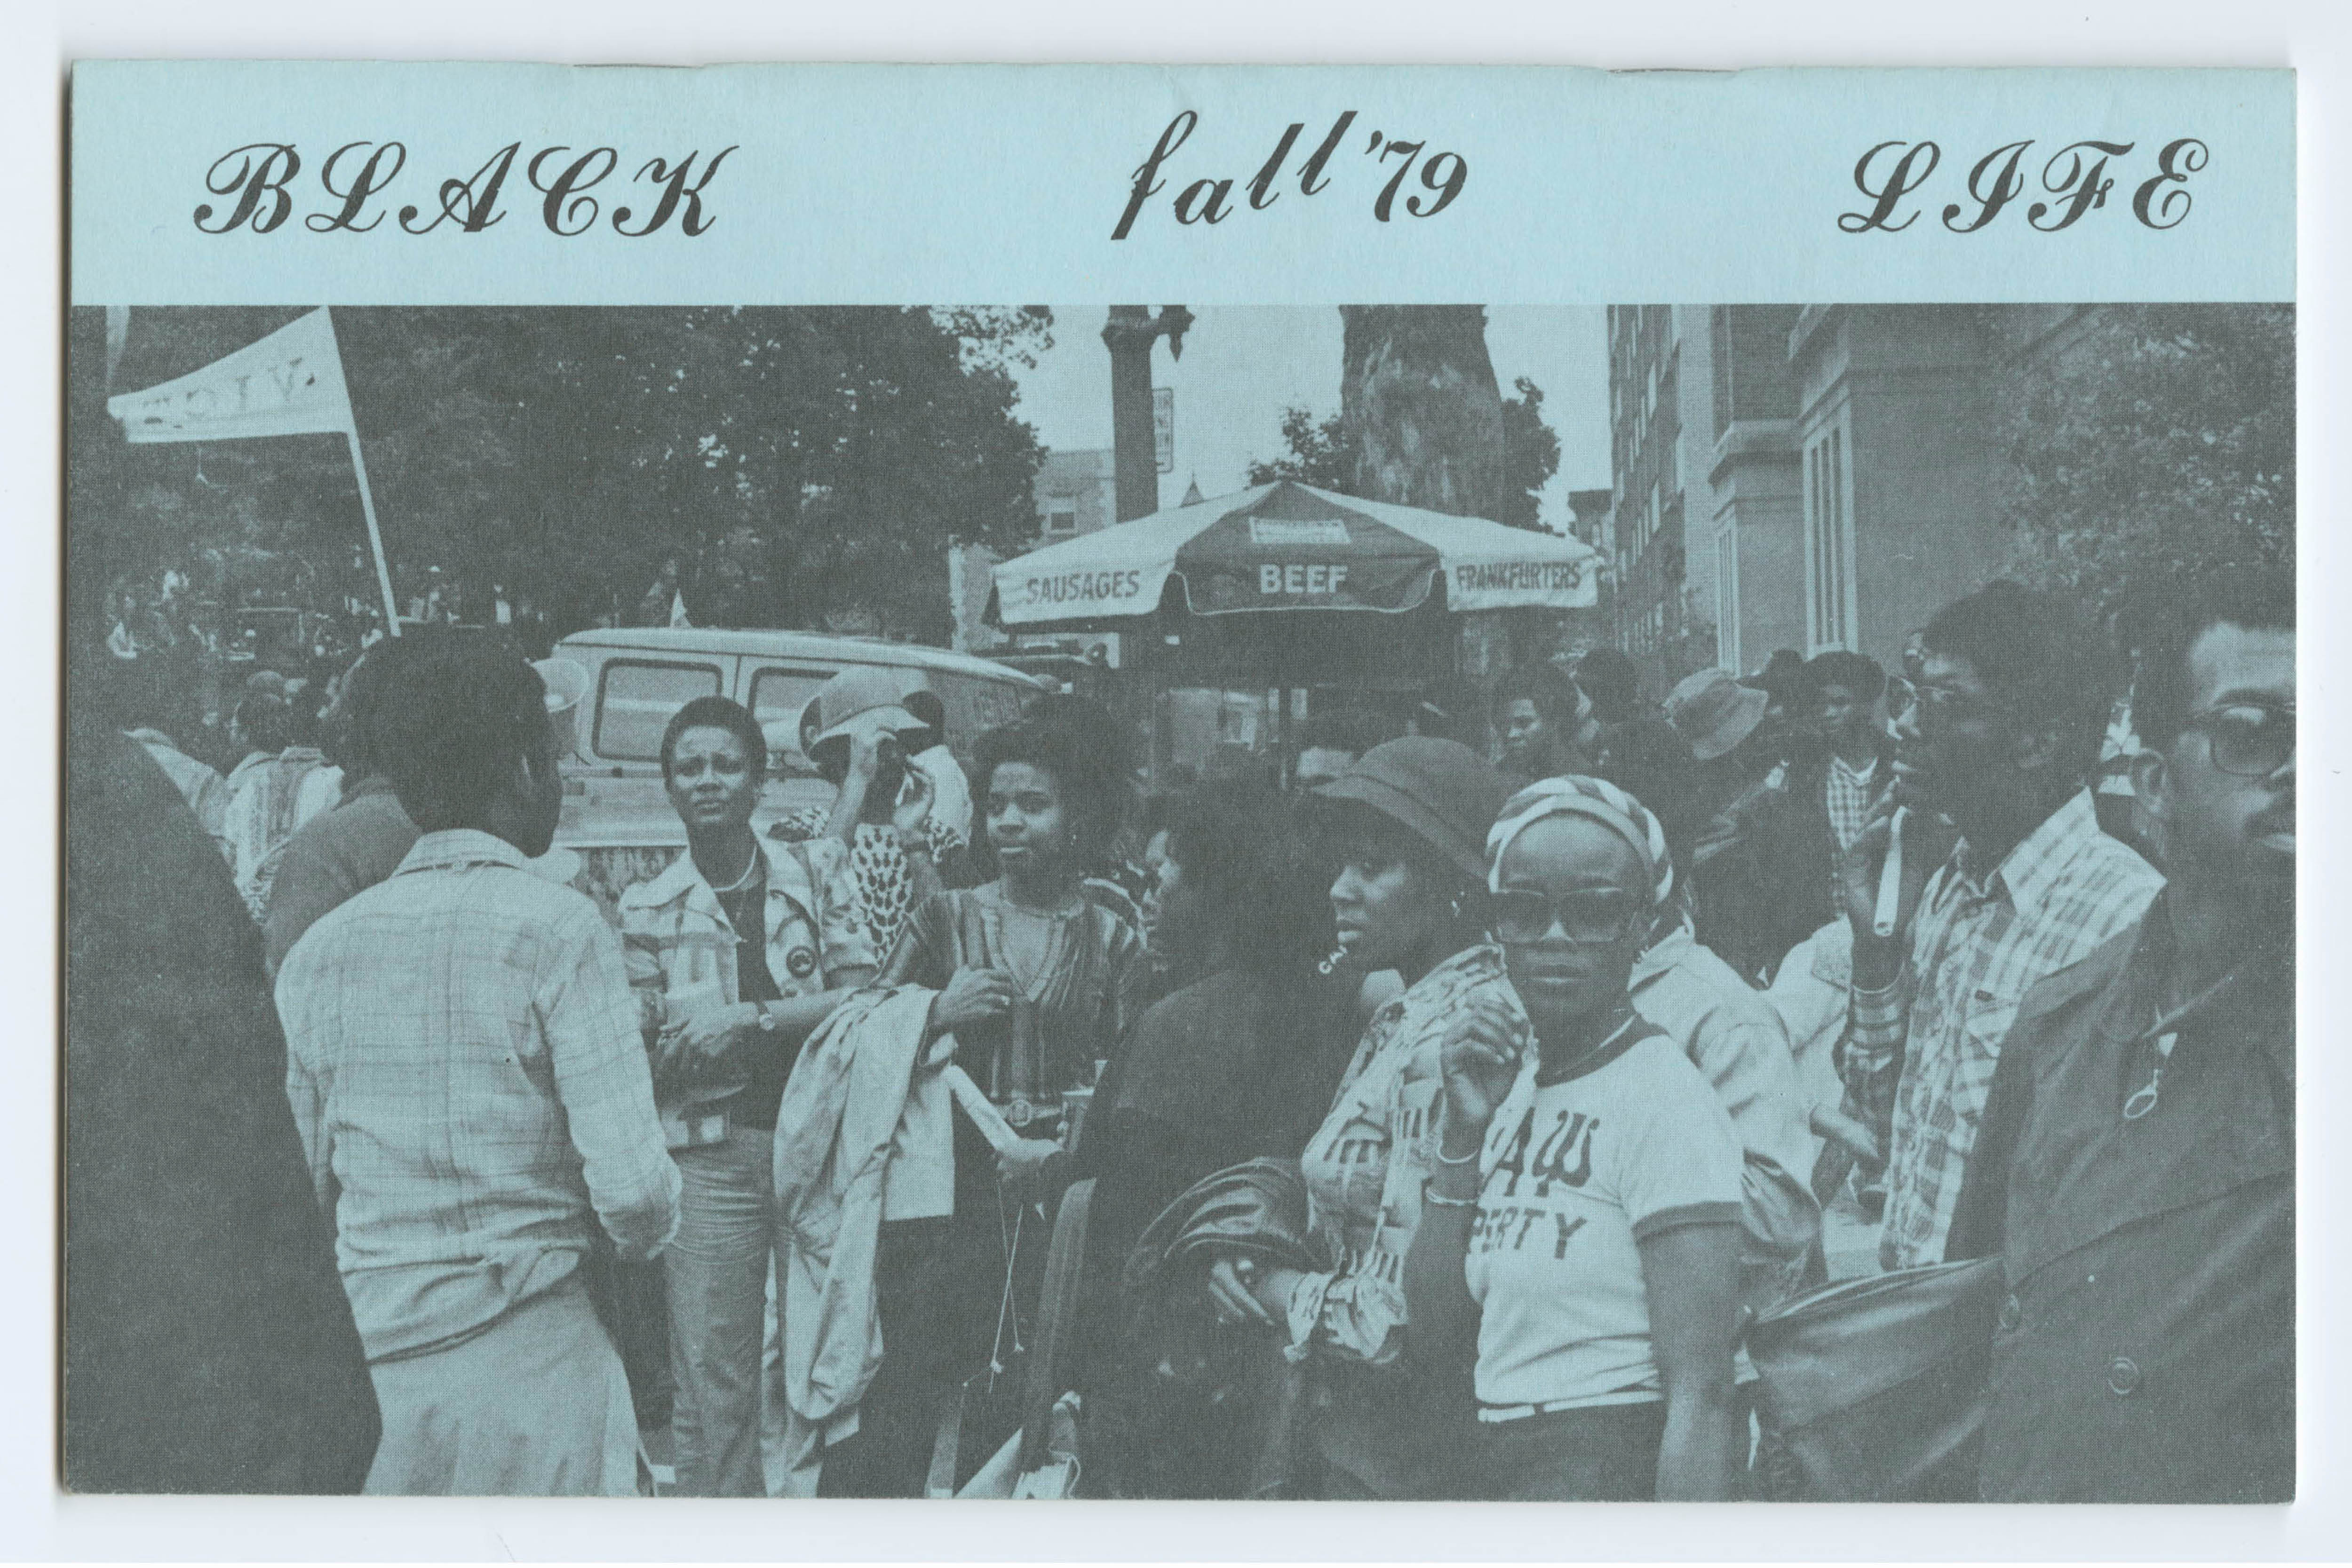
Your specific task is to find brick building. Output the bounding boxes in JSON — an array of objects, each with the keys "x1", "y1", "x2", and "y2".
[{"x1": 1609, "y1": 303, "x2": 2098, "y2": 691}]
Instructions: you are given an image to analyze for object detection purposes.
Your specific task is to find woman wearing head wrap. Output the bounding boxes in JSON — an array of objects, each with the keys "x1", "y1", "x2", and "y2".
[
  {"x1": 1199, "y1": 736, "x2": 1508, "y2": 1499},
  {"x1": 1400, "y1": 777, "x2": 1746, "y2": 1499}
]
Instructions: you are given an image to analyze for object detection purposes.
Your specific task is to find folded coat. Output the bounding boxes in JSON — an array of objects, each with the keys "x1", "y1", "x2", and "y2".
[{"x1": 770, "y1": 986, "x2": 954, "y2": 1482}]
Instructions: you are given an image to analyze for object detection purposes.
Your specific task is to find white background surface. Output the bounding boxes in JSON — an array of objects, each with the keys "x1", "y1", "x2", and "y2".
[{"x1": 19, "y1": 0, "x2": 2350, "y2": 1559}]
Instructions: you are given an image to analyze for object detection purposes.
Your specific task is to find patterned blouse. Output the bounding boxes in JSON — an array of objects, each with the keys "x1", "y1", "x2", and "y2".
[
  {"x1": 876, "y1": 882, "x2": 1150, "y2": 1153},
  {"x1": 1288, "y1": 942, "x2": 1529, "y2": 1367},
  {"x1": 770, "y1": 807, "x2": 963, "y2": 962}
]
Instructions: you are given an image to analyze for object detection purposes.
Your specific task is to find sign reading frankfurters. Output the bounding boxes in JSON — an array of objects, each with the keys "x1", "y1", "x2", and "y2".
[{"x1": 990, "y1": 479, "x2": 1599, "y2": 628}]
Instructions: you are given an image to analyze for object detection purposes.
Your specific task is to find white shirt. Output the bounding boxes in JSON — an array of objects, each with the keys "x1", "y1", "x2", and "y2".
[{"x1": 1468, "y1": 1023, "x2": 1744, "y2": 1417}]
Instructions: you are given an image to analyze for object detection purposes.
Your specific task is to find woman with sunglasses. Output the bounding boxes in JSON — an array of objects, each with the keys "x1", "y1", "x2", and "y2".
[
  {"x1": 1201, "y1": 735, "x2": 1508, "y2": 1500},
  {"x1": 1402, "y1": 777, "x2": 1746, "y2": 1501}
]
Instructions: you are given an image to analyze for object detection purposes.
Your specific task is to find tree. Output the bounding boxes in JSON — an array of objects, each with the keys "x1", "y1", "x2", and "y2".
[
  {"x1": 1244, "y1": 406, "x2": 1354, "y2": 490},
  {"x1": 1248, "y1": 372, "x2": 1560, "y2": 532},
  {"x1": 1496, "y1": 376, "x2": 1562, "y2": 533},
  {"x1": 1994, "y1": 303, "x2": 2293, "y2": 620},
  {"x1": 1339, "y1": 305, "x2": 1504, "y2": 520},
  {"x1": 70, "y1": 306, "x2": 1052, "y2": 649}
]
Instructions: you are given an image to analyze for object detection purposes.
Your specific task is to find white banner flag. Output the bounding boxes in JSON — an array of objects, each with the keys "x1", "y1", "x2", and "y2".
[{"x1": 107, "y1": 308, "x2": 356, "y2": 444}]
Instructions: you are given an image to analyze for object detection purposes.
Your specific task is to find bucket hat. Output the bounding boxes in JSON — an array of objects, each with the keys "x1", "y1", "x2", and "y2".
[
  {"x1": 1312, "y1": 735, "x2": 1505, "y2": 882},
  {"x1": 1666, "y1": 667, "x2": 1770, "y2": 763},
  {"x1": 807, "y1": 666, "x2": 928, "y2": 761}
]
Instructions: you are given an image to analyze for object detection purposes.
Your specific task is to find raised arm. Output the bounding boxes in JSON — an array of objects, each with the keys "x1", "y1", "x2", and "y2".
[
  {"x1": 1833, "y1": 805, "x2": 1948, "y2": 1150},
  {"x1": 822, "y1": 730, "x2": 887, "y2": 848},
  {"x1": 1401, "y1": 997, "x2": 1520, "y2": 1370}
]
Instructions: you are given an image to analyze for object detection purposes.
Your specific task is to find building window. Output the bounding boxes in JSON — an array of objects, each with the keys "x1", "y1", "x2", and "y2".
[
  {"x1": 1716, "y1": 525, "x2": 1741, "y2": 674},
  {"x1": 1045, "y1": 502, "x2": 1078, "y2": 537},
  {"x1": 1804, "y1": 418, "x2": 1856, "y2": 652}
]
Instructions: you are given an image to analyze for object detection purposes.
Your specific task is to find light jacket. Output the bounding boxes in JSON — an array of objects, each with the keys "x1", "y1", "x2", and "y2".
[
  {"x1": 619, "y1": 838, "x2": 872, "y2": 1147},
  {"x1": 769, "y1": 986, "x2": 954, "y2": 1492}
]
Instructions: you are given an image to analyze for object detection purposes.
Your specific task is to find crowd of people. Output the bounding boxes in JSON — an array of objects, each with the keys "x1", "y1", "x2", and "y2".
[{"x1": 65, "y1": 567, "x2": 2294, "y2": 1505}]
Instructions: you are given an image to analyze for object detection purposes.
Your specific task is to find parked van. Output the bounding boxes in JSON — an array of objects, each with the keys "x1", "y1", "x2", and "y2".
[{"x1": 541, "y1": 627, "x2": 1049, "y2": 918}]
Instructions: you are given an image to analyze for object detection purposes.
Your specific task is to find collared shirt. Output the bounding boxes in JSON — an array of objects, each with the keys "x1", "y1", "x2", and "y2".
[
  {"x1": 1951, "y1": 903, "x2": 2293, "y2": 1501},
  {"x1": 1630, "y1": 923, "x2": 1821, "y2": 1305},
  {"x1": 1824, "y1": 755, "x2": 1879, "y2": 852},
  {"x1": 1289, "y1": 943, "x2": 1524, "y2": 1367},
  {"x1": 277, "y1": 828, "x2": 681, "y2": 1363},
  {"x1": 1845, "y1": 789, "x2": 2161, "y2": 1269},
  {"x1": 619, "y1": 837, "x2": 874, "y2": 1143}
]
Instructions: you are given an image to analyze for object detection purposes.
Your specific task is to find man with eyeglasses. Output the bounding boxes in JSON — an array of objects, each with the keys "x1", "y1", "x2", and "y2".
[
  {"x1": 1947, "y1": 569, "x2": 2292, "y2": 1502},
  {"x1": 1833, "y1": 581, "x2": 2163, "y2": 1274}
]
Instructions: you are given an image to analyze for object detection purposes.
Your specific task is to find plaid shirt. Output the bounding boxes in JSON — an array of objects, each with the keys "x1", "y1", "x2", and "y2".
[
  {"x1": 1843, "y1": 790, "x2": 2161, "y2": 1269},
  {"x1": 1824, "y1": 755, "x2": 1880, "y2": 853},
  {"x1": 277, "y1": 828, "x2": 681, "y2": 1361}
]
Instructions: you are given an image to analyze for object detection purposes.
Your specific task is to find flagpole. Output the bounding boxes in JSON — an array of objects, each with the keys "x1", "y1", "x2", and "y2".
[
  {"x1": 342, "y1": 427, "x2": 402, "y2": 638},
  {"x1": 324, "y1": 310, "x2": 403, "y2": 639}
]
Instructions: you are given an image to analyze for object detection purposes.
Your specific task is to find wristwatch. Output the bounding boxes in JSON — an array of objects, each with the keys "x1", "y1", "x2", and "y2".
[{"x1": 755, "y1": 1002, "x2": 778, "y2": 1033}]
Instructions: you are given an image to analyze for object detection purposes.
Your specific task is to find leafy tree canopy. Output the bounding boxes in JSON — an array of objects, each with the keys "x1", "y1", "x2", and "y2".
[
  {"x1": 71, "y1": 306, "x2": 1054, "y2": 645},
  {"x1": 1245, "y1": 374, "x2": 1561, "y2": 531},
  {"x1": 1994, "y1": 303, "x2": 2293, "y2": 625}
]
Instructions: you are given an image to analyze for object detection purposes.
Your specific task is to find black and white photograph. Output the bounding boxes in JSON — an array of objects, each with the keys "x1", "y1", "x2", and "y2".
[{"x1": 62, "y1": 296, "x2": 2295, "y2": 1507}]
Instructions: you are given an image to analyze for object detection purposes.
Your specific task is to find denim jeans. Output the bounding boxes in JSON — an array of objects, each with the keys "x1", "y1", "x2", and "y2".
[{"x1": 665, "y1": 1125, "x2": 779, "y2": 1496}]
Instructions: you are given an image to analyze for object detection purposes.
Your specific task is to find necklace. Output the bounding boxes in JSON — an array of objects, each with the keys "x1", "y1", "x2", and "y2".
[
  {"x1": 2122, "y1": 968, "x2": 2240, "y2": 1122},
  {"x1": 703, "y1": 841, "x2": 762, "y2": 897},
  {"x1": 1534, "y1": 1008, "x2": 1641, "y2": 1087}
]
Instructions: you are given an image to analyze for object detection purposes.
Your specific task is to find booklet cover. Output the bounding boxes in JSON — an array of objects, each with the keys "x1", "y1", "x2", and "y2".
[{"x1": 63, "y1": 61, "x2": 2295, "y2": 1520}]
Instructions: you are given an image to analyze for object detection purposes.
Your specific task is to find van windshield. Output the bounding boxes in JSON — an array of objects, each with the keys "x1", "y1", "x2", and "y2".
[{"x1": 593, "y1": 659, "x2": 723, "y2": 761}]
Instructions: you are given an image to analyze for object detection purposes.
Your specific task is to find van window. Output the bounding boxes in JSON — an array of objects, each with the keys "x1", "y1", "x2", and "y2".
[
  {"x1": 748, "y1": 666, "x2": 838, "y2": 774},
  {"x1": 934, "y1": 672, "x2": 1037, "y2": 759},
  {"x1": 593, "y1": 659, "x2": 723, "y2": 761}
]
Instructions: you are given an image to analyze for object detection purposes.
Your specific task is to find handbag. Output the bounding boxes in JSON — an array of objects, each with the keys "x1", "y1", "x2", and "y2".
[
  {"x1": 1746, "y1": 1256, "x2": 2003, "y2": 1501},
  {"x1": 1100, "y1": 1160, "x2": 1334, "y2": 1498}
]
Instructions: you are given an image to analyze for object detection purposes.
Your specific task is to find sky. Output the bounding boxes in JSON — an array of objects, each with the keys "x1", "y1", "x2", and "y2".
[{"x1": 1007, "y1": 306, "x2": 1611, "y2": 527}]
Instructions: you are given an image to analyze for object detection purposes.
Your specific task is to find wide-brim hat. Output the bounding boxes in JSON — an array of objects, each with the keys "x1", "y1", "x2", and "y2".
[
  {"x1": 1665, "y1": 667, "x2": 1770, "y2": 763},
  {"x1": 808, "y1": 666, "x2": 928, "y2": 760},
  {"x1": 1312, "y1": 735, "x2": 1505, "y2": 883}
]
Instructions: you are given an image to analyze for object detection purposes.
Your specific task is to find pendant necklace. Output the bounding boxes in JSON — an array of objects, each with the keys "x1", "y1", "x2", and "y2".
[{"x1": 2123, "y1": 969, "x2": 2239, "y2": 1122}]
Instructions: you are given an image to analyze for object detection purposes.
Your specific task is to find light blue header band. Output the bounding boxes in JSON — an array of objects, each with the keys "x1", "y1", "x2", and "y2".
[{"x1": 71, "y1": 63, "x2": 2293, "y2": 305}]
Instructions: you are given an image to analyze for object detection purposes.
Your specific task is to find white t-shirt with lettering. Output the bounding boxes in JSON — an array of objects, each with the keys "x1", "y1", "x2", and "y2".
[{"x1": 1467, "y1": 1023, "x2": 1744, "y2": 1417}]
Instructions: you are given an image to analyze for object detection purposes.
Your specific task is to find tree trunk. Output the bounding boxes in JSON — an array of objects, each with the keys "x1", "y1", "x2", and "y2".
[{"x1": 1338, "y1": 306, "x2": 1505, "y2": 519}]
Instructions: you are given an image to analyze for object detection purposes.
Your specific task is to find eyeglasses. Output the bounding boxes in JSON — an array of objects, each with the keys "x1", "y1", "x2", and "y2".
[
  {"x1": 1490, "y1": 888, "x2": 1644, "y2": 946},
  {"x1": 2185, "y1": 701, "x2": 2295, "y2": 779},
  {"x1": 1885, "y1": 675, "x2": 1987, "y2": 722}
]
